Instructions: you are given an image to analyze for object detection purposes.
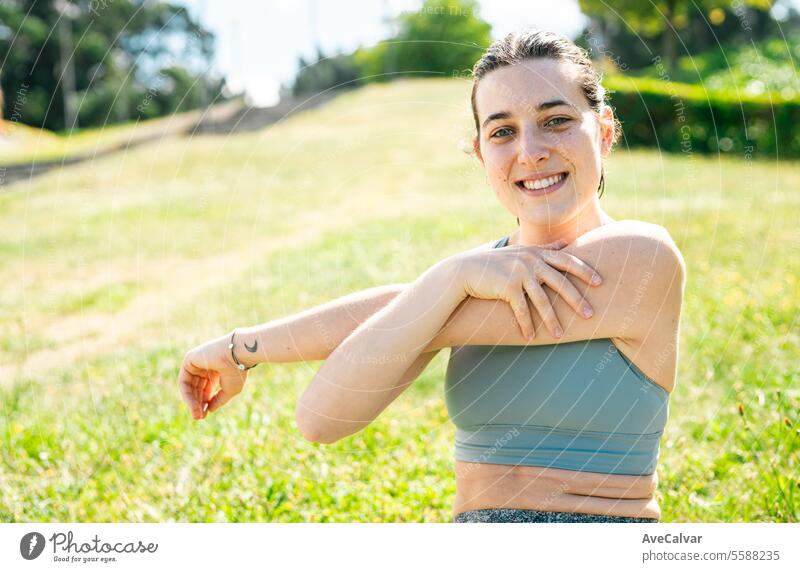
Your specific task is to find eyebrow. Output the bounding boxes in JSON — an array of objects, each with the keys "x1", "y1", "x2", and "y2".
[{"x1": 481, "y1": 99, "x2": 574, "y2": 128}]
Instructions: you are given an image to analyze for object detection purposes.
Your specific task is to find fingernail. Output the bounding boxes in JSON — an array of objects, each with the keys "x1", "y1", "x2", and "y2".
[
  {"x1": 554, "y1": 327, "x2": 563, "y2": 338},
  {"x1": 591, "y1": 274, "x2": 602, "y2": 285},
  {"x1": 583, "y1": 306, "x2": 593, "y2": 318}
]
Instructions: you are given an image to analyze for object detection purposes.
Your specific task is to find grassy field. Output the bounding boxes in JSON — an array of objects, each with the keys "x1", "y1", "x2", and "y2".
[{"x1": 0, "y1": 78, "x2": 797, "y2": 522}]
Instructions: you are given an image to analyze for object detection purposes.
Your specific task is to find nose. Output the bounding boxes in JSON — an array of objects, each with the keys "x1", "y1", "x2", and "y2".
[{"x1": 516, "y1": 129, "x2": 550, "y2": 167}]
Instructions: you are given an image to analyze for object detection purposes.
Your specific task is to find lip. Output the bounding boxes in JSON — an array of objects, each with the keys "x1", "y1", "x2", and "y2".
[{"x1": 515, "y1": 171, "x2": 569, "y2": 197}]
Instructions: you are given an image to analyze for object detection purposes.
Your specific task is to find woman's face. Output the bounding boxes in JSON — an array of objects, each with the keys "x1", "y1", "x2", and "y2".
[{"x1": 473, "y1": 58, "x2": 614, "y2": 227}]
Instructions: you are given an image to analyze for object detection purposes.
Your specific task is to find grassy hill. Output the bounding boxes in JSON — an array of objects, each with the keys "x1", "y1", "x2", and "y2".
[
  {"x1": 0, "y1": 78, "x2": 797, "y2": 522},
  {"x1": 0, "y1": 100, "x2": 241, "y2": 167}
]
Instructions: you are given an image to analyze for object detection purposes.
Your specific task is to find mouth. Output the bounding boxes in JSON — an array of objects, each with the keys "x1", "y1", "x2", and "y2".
[{"x1": 515, "y1": 171, "x2": 568, "y2": 197}]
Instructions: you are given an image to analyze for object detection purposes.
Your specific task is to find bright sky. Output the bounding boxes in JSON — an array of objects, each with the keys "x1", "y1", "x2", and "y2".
[{"x1": 174, "y1": 0, "x2": 588, "y2": 106}]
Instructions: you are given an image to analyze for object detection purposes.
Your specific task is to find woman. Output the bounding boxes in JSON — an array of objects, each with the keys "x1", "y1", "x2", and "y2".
[{"x1": 177, "y1": 30, "x2": 685, "y2": 523}]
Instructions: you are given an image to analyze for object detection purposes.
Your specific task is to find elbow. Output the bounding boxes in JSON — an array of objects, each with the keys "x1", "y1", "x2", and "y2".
[{"x1": 295, "y1": 401, "x2": 344, "y2": 445}]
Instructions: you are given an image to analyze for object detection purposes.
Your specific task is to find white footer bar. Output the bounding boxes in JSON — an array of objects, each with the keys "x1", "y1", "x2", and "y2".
[{"x1": 1, "y1": 523, "x2": 798, "y2": 572}]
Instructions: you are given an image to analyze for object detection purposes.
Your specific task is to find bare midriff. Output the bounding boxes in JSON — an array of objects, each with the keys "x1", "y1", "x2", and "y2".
[{"x1": 453, "y1": 461, "x2": 660, "y2": 519}]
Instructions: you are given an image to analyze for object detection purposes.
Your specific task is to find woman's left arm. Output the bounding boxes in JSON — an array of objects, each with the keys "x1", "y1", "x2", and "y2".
[
  {"x1": 295, "y1": 258, "x2": 467, "y2": 444},
  {"x1": 428, "y1": 221, "x2": 686, "y2": 353}
]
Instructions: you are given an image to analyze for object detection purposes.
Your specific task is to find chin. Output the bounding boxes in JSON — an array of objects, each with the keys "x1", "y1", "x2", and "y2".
[{"x1": 518, "y1": 204, "x2": 574, "y2": 227}]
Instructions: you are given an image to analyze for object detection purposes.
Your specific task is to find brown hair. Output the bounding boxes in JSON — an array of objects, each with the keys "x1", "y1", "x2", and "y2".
[{"x1": 469, "y1": 30, "x2": 621, "y2": 201}]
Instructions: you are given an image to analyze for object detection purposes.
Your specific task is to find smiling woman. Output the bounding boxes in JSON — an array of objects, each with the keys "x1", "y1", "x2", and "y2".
[
  {"x1": 470, "y1": 39, "x2": 621, "y2": 237},
  {"x1": 177, "y1": 29, "x2": 685, "y2": 524}
]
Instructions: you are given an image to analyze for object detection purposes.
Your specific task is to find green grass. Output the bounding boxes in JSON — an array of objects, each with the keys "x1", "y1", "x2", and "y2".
[{"x1": 0, "y1": 78, "x2": 797, "y2": 522}]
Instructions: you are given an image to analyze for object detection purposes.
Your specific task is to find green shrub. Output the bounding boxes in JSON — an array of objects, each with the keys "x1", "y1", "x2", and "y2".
[{"x1": 605, "y1": 74, "x2": 800, "y2": 158}]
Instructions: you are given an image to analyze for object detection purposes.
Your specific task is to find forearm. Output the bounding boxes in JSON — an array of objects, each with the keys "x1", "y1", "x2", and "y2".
[
  {"x1": 296, "y1": 259, "x2": 466, "y2": 443},
  {"x1": 234, "y1": 284, "x2": 407, "y2": 366}
]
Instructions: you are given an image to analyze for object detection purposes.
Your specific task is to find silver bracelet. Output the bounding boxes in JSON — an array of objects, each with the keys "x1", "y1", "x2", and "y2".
[{"x1": 228, "y1": 329, "x2": 258, "y2": 371}]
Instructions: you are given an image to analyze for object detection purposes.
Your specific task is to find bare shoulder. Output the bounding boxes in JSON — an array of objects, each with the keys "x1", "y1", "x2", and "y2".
[
  {"x1": 575, "y1": 219, "x2": 681, "y2": 254},
  {"x1": 569, "y1": 219, "x2": 685, "y2": 294},
  {"x1": 571, "y1": 220, "x2": 685, "y2": 391}
]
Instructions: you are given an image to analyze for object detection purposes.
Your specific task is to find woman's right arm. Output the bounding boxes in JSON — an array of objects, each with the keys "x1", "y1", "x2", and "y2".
[
  {"x1": 234, "y1": 284, "x2": 409, "y2": 365},
  {"x1": 177, "y1": 236, "x2": 603, "y2": 420},
  {"x1": 177, "y1": 283, "x2": 416, "y2": 419}
]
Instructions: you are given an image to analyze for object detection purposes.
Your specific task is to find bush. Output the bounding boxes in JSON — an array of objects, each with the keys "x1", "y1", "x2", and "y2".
[
  {"x1": 634, "y1": 35, "x2": 800, "y2": 99},
  {"x1": 291, "y1": 51, "x2": 362, "y2": 96},
  {"x1": 605, "y1": 74, "x2": 800, "y2": 158}
]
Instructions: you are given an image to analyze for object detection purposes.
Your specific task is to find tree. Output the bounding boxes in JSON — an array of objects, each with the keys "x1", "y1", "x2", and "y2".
[
  {"x1": 578, "y1": 0, "x2": 774, "y2": 71},
  {"x1": 288, "y1": 0, "x2": 492, "y2": 97},
  {"x1": 387, "y1": 0, "x2": 492, "y2": 79},
  {"x1": 0, "y1": 0, "x2": 226, "y2": 130}
]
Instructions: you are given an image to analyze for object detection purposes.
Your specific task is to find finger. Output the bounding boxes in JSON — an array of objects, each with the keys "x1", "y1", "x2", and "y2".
[
  {"x1": 203, "y1": 371, "x2": 219, "y2": 400},
  {"x1": 202, "y1": 372, "x2": 226, "y2": 418},
  {"x1": 523, "y1": 278, "x2": 562, "y2": 338},
  {"x1": 536, "y1": 265, "x2": 594, "y2": 319},
  {"x1": 178, "y1": 369, "x2": 205, "y2": 420},
  {"x1": 201, "y1": 376, "x2": 216, "y2": 419},
  {"x1": 208, "y1": 373, "x2": 245, "y2": 414},
  {"x1": 206, "y1": 387, "x2": 235, "y2": 414},
  {"x1": 541, "y1": 250, "x2": 602, "y2": 286},
  {"x1": 507, "y1": 289, "x2": 535, "y2": 341},
  {"x1": 194, "y1": 376, "x2": 211, "y2": 420}
]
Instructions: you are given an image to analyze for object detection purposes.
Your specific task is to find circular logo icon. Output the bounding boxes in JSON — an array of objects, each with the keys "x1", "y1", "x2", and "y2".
[{"x1": 20, "y1": 532, "x2": 46, "y2": 560}]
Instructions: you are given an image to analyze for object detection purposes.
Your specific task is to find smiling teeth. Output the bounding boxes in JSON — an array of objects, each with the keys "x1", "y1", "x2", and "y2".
[{"x1": 522, "y1": 173, "x2": 565, "y2": 190}]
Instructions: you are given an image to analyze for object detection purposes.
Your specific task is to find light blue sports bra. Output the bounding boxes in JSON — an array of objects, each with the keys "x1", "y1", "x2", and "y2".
[{"x1": 444, "y1": 235, "x2": 670, "y2": 476}]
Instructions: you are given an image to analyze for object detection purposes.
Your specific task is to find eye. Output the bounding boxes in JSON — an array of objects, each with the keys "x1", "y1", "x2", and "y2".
[
  {"x1": 545, "y1": 116, "x2": 571, "y2": 128},
  {"x1": 490, "y1": 127, "x2": 515, "y2": 139}
]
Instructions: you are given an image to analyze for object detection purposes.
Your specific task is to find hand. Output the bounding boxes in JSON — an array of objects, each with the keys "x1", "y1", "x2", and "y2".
[
  {"x1": 177, "y1": 332, "x2": 250, "y2": 420},
  {"x1": 452, "y1": 239, "x2": 602, "y2": 340}
]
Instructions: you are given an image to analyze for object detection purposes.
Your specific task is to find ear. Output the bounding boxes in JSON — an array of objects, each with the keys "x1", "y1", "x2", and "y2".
[
  {"x1": 472, "y1": 136, "x2": 484, "y2": 164},
  {"x1": 598, "y1": 105, "x2": 614, "y2": 157}
]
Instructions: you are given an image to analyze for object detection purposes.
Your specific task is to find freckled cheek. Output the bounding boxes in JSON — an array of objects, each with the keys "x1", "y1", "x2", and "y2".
[
  {"x1": 551, "y1": 131, "x2": 581, "y2": 155},
  {"x1": 484, "y1": 150, "x2": 515, "y2": 183},
  {"x1": 572, "y1": 130, "x2": 597, "y2": 155},
  {"x1": 555, "y1": 132, "x2": 596, "y2": 175},
  {"x1": 580, "y1": 137, "x2": 602, "y2": 171}
]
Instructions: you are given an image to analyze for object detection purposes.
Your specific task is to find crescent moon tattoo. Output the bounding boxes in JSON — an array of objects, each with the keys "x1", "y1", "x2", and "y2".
[{"x1": 244, "y1": 340, "x2": 258, "y2": 353}]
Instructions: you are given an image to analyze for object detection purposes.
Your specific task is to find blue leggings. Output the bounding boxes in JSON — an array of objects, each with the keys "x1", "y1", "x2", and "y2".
[{"x1": 453, "y1": 508, "x2": 659, "y2": 523}]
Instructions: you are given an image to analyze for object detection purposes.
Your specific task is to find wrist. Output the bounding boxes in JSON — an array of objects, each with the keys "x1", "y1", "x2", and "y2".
[
  {"x1": 230, "y1": 327, "x2": 261, "y2": 369},
  {"x1": 419, "y1": 256, "x2": 469, "y2": 306}
]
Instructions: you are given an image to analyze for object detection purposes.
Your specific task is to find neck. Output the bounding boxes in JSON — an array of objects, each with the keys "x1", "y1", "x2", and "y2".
[{"x1": 513, "y1": 202, "x2": 613, "y2": 246}]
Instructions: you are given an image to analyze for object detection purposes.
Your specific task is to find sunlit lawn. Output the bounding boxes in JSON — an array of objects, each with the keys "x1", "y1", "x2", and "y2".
[{"x1": 0, "y1": 78, "x2": 797, "y2": 522}]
